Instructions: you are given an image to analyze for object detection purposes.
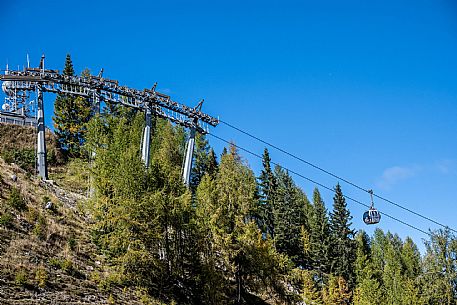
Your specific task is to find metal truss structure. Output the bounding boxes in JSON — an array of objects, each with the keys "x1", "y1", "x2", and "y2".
[{"x1": 0, "y1": 55, "x2": 219, "y2": 185}]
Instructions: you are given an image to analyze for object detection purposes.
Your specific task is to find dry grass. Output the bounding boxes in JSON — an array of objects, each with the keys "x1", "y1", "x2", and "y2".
[
  {"x1": 0, "y1": 123, "x2": 57, "y2": 151},
  {"x1": 0, "y1": 157, "x2": 144, "y2": 304}
]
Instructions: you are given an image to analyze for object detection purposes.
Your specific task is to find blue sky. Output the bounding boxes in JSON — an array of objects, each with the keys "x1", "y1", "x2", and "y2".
[{"x1": 1, "y1": 0, "x2": 456, "y2": 252}]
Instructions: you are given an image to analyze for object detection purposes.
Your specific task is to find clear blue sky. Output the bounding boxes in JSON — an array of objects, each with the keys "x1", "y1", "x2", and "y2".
[{"x1": 1, "y1": 0, "x2": 456, "y2": 252}]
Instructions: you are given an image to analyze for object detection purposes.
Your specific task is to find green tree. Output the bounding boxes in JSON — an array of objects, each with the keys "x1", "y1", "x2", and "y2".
[
  {"x1": 322, "y1": 275, "x2": 352, "y2": 305},
  {"x1": 206, "y1": 148, "x2": 218, "y2": 178},
  {"x1": 87, "y1": 114, "x2": 209, "y2": 303},
  {"x1": 53, "y1": 54, "x2": 93, "y2": 157},
  {"x1": 196, "y1": 145, "x2": 290, "y2": 303},
  {"x1": 274, "y1": 165, "x2": 310, "y2": 267},
  {"x1": 257, "y1": 148, "x2": 277, "y2": 239},
  {"x1": 302, "y1": 270, "x2": 323, "y2": 305},
  {"x1": 190, "y1": 133, "x2": 211, "y2": 191},
  {"x1": 329, "y1": 184, "x2": 356, "y2": 286},
  {"x1": 421, "y1": 228, "x2": 457, "y2": 304},
  {"x1": 309, "y1": 188, "x2": 330, "y2": 279},
  {"x1": 353, "y1": 231, "x2": 384, "y2": 305}
]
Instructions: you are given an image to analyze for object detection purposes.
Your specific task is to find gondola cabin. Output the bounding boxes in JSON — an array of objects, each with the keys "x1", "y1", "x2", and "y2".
[{"x1": 363, "y1": 208, "x2": 381, "y2": 225}]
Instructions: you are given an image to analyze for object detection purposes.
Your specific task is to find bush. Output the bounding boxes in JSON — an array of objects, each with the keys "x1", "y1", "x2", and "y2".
[
  {"x1": 49, "y1": 258, "x2": 62, "y2": 269},
  {"x1": 7, "y1": 187, "x2": 27, "y2": 211},
  {"x1": 49, "y1": 258, "x2": 77, "y2": 276},
  {"x1": 35, "y1": 266, "x2": 48, "y2": 288},
  {"x1": 68, "y1": 235, "x2": 77, "y2": 251},
  {"x1": 0, "y1": 212, "x2": 13, "y2": 227},
  {"x1": 15, "y1": 270, "x2": 28, "y2": 287},
  {"x1": 33, "y1": 215, "x2": 47, "y2": 240},
  {"x1": 1, "y1": 149, "x2": 35, "y2": 172}
]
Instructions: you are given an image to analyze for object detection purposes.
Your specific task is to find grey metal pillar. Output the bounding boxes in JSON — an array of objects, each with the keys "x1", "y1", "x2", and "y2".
[
  {"x1": 36, "y1": 85, "x2": 48, "y2": 180},
  {"x1": 182, "y1": 127, "x2": 196, "y2": 187},
  {"x1": 141, "y1": 107, "x2": 152, "y2": 168}
]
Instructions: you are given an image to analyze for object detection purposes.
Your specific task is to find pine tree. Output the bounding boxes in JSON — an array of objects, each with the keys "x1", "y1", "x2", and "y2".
[
  {"x1": 196, "y1": 144, "x2": 290, "y2": 303},
  {"x1": 309, "y1": 188, "x2": 330, "y2": 278},
  {"x1": 190, "y1": 133, "x2": 210, "y2": 191},
  {"x1": 206, "y1": 148, "x2": 218, "y2": 178},
  {"x1": 353, "y1": 231, "x2": 383, "y2": 305},
  {"x1": 53, "y1": 54, "x2": 93, "y2": 158},
  {"x1": 382, "y1": 233, "x2": 407, "y2": 305},
  {"x1": 401, "y1": 237, "x2": 421, "y2": 279},
  {"x1": 274, "y1": 165, "x2": 308, "y2": 267},
  {"x1": 329, "y1": 183, "x2": 356, "y2": 286},
  {"x1": 221, "y1": 146, "x2": 228, "y2": 157},
  {"x1": 421, "y1": 228, "x2": 457, "y2": 304},
  {"x1": 258, "y1": 148, "x2": 277, "y2": 239}
]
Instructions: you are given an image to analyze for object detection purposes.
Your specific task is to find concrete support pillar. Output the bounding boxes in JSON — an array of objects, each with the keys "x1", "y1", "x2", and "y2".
[{"x1": 36, "y1": 85, "x2": 48, "y2": 180}]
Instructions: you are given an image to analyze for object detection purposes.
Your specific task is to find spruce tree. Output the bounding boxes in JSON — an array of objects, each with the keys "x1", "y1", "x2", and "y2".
[
  {"x1": 353, "y1": 231, "x2": 383, "y2": 305},
  {"x1": 258, "y1": 148, "x2": 277, "y2": 239},
  {"x1": 382, "y1": 233, "x2": 407, "y2": 305},
  {"x1": 309, "y1": 188, "x2": 330, "y2": 278},
  {"x1": 421, "y1": 228, "x2": 457, "y2": 304},
  {"x1": 53, "y1": 54, "x2": 93, "y2": 158},
  {"x1": 274, "y1": 165, "x2": 308, "y2": 267},
  {"x1": 206, "y1": 148, "x2": 218, "y2": 178},
  {"x1": 329, "y1": 183, "x2": 356, "y2": 286},
  {"x1": 196, "y1": 145, "x2": 290, "y2": 303},
  {"x1": 190, "y1": 133, "x2": 210, "y2": 191}
]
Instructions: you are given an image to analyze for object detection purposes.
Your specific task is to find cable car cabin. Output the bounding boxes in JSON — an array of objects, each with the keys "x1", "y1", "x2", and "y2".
[{"x1": 363, "y1": 208, "x2": 381, "y2": 225}]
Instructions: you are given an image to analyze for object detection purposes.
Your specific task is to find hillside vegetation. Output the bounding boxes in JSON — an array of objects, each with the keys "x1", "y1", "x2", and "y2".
[
  {"x1": 0, "y1": 55, "x2": 455, "y2": 304},
  {"x1": 1, "y1": 111, "x2": 456, "y2": 304}
]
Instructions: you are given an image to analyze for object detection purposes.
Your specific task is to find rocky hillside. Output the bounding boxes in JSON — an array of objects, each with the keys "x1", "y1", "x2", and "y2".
[{"x1": 0, "y1": 125, "x2": 156, "y2": 304}]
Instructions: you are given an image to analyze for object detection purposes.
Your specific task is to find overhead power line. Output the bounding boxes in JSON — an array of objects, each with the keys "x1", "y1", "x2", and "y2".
[
  {"x1": 208, "y1": 132, "x2": 431, "y2": 236},
  {"x1": 219, "y1": 119, "x2": 456, "y2": 234}
]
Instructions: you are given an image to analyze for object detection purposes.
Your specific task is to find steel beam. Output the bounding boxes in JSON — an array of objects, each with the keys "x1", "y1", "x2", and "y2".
[
  {"x1": 36, "y1": 85, "x2": 48, "y2": 180},
  {"x1": 182, "y1": 127, "x2": 196, "y2": 187},
  {"x1": 141, "y1": 107, "x2": 152, "y2": 168}
]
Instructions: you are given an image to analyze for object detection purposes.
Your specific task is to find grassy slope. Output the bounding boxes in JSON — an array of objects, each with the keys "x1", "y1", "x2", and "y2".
[{"x1": 0, "y1": 124, "x2": 154, "y2": 304}]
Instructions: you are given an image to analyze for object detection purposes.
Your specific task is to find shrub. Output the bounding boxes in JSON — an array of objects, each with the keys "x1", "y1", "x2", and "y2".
[
  {"x1": 49, "y1": 258, "x2": 62, "y2": 269},
  {"x1": 15, "y1": 270, "x2": 28, "y2": 287},
  {"x1": 33, "y1": 215, "x2": 47, "y2": 240},
  {"x1": 0, "y1": 212, "x2": 13, "y2": 227},
  {"x1": 35, "y1": 266, "x2": 48, "y2": 288},
  {"x1": 68, "y1": 235, "x2": 77, "y2": 251},
  {"x1": 7, "y1": 187, "x2": 27, "y2": 211},
  {"x1": 1, "y1": 149, "x2": 35, "y2": 172}
]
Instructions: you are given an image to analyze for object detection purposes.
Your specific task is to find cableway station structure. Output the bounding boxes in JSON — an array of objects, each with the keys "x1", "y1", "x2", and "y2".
[{"x1": 0, "y1": 55, "x2": 219, "y2": 185}]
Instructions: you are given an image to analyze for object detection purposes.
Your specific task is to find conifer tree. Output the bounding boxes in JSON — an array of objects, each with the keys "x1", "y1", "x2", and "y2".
[
  {"x1": 401, "y1": 237, "x2": 421, "y2": 279},
  {"x1": 383, "y1": 233, "x2": 407, "y2": 304},
  {"x1": 309, "y1": 188, "x2": 330, "y2": 278},
  {"x1": 329, "y1": 184, "x2": 356, "y2": 285},
  {"x1": 53, "y1": 54, "x2": 93, "y2": 157},
  {"x1": 190, "y1": 133, "x2": 211, "y2": 191},
  {"x1": 421, "y1": 228, "x2": 457, "y2": 304},
  {"x1": 353, "y1": 231, "x2": 383, "y2": 305},
  {"x1": 196, "y1": 145, "x2": 290, "y2": 303},
  {"x1": 258, "y1": 148, "x2": 277, "y2": 239},
  {"x1": 206, "y1": 148, "x2": 218, "y2": 177},
  {"x1": 274, "y1": 165, "x2": 309, "y2": 266},
  {"x1": 221, "y1": 146, "x2": 228, "y2": 157}
]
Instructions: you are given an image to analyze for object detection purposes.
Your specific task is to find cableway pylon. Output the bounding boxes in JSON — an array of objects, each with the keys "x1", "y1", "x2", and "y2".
[{"x1": 0, "y1": 54, "x2": 219, "y2": 187}]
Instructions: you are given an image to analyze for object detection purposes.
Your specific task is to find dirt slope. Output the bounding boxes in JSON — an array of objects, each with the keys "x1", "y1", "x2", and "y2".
[{"x1": 0, "y1": 157, "x2": 145, "y2": 304}]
